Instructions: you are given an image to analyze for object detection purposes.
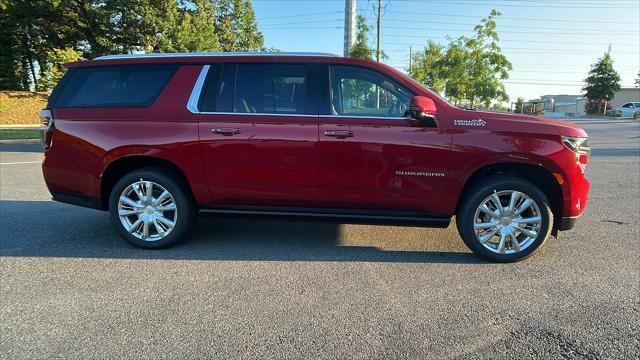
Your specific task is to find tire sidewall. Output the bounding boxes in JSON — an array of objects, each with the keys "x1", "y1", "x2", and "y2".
[
  {"x1": 108, "y1": 168, "x2": 195, "y2": 249},
  {"x1": 457, "y1": 176, "x2": 553, "y2": 262}
]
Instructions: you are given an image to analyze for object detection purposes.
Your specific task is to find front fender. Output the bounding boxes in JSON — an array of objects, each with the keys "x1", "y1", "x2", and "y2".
[{"x1": 440, "y1": 131, "x2": 572, "y2": 215}]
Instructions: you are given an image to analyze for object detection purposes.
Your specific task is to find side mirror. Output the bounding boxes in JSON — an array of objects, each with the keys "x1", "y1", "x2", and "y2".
[{"x1": 408, "y1": 96, "x2": 438, "y2": 127}]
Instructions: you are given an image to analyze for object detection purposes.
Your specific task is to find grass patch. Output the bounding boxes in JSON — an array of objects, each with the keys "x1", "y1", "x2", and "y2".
[
  {"x1": 0, "y1": 91, "x2": 48, "y2": 125},
  {"x1": 0, "y1": 128, "x2": 40, "y2": 140}
]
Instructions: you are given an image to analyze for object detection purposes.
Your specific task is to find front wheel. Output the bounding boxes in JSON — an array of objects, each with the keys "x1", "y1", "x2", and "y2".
[
  {"x1": 456, "y1": 176, "x2": 553, "y2": 262},
  {"x1": 108, "y1": 168, "x2": 196, "y2": 249}
]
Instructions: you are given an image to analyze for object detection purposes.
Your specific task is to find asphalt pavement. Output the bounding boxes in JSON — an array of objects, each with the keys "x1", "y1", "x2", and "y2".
[{"x1": 1, "y1": 119, "x2": 639, "y2": 359}]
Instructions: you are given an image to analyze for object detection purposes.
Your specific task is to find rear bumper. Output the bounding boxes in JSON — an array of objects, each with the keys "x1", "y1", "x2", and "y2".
[{"x1": 558, "y1": 214, "x2": 581, "y2": 231}]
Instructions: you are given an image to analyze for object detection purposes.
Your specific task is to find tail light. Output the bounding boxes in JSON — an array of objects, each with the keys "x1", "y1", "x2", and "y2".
[{"x1": 39, "y1": 109, "x2": 54, "y2": 150}]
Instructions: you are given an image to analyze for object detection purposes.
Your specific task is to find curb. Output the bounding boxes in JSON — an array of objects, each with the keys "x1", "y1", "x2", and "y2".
[
  {"x1": 0, "y1": 125, "x2": 40, "y2": 129},
  {"x1": 0, "y1": 139, "x2": 40, "y2": 144}
]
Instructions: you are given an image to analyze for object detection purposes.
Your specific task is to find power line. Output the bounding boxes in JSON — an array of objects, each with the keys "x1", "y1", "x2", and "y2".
[
  {"x1": 262, "y1": 24, "x2": 638, "y2": 36},
  {"x1": 383, "y1": 47, "x2": 638, "y2": 55},
  {"x1": 260, "y1": 19, "x2": 342, "y2": 27},
  {"x1": 262, "y1": 26, "x2": 342, "y2": 30},
  {"x1": 502, "y1": 82, "x2": 584, "y2": 87},
  {"x1": 468, "y1": 0, "x2": 637, "y2": 3},
  {"x1": 360, "y1": 11, "x2": 637, "y2": 31},
  {"x1": 509, "y1": 63, "x2": 638, "y2": 68},
  {"x1": 385, "y1": 34, "x2": 639, "y2": 48},
  {"x1": 259, "y1": 11, "x2": 342, "y2": 20},
  {"x1": 402, "y1": 0, "x2": 639, "y2": 9},
  {"x1": 359, "y1": 8, "x2": 639, "y2": 25},
  {"x1": 379, "y1": 25, "x2": 637, "y2": 36},
  {"x1": 261, "y1": 22, "x2": 638, "y2": 36}
]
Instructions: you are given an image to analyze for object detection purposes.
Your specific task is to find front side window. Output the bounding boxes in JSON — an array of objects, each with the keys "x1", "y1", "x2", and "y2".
[
  {"x1": 55, "y1": 66, "x2": 175, "y2": 107},
  {"x1": 330, "y1": 65, "x2": 412, "y2": 118}
]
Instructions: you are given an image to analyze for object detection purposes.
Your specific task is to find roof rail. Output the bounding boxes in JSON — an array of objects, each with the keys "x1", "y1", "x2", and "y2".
[{"x1": 94, "y1": 52, "x2": 340, "y2": 60}]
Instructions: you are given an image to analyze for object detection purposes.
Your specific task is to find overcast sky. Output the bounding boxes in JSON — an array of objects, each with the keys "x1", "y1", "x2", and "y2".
[{"x1": 253, "y1": 0, "x2": 640, "y2": 103}]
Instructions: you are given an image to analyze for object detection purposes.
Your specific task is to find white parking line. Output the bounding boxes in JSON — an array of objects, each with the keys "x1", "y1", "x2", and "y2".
[{"x1": 0, "y1": 161, "x2": 41, "y2": 165}]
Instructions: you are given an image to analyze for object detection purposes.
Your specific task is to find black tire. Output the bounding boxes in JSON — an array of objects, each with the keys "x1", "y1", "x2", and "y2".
[
  {"x1": 456, "y1": 176, "x2": 553, "y2": 262},
  {"x1": 108, "y1": 168, "x2": 196, "y2": 249}
]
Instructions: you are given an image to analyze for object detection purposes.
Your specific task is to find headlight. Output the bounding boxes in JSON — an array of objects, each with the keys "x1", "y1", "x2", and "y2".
[{"x1": 562, "y1": 136, "x2": 591, "y2": 155}]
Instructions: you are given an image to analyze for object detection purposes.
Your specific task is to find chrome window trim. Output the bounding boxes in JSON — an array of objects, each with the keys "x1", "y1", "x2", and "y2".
[
  {"x1": 321, "y1": 114, "x2": 411, "y2": 121},
  {"x1": 199, "y1": 112, "x2": 318, "y2": 118},
  {"x1": 96, "y1": 52, "x2": 338, "y2": 60},
  {"x1": 187, "y1": 64, "x2": 409, "y2": 121},
  {"x1": 186, "y1": 65, "x2": 210, "y2": 114}
]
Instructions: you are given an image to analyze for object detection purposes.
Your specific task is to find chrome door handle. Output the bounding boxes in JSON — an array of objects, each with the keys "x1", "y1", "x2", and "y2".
[
  {"x1": 212, "y1": 128, "x2": 241, "y2": 135},
  {"x1": 324, "y1": 130, "x2": 354, "y2": 138}
]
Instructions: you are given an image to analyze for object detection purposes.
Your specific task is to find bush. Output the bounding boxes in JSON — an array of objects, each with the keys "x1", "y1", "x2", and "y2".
[
  {"x1": 0, "y1": 91, "x2": 48, "y2": 125},
  {"x1": 584, "y1": 99, "x2": 612, "y2": 114}
]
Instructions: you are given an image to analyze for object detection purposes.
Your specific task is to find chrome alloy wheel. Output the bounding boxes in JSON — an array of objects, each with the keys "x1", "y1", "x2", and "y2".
[
  {"x1": 473, "y1": 190, "x2": 542, "y2": 254},
  {"x1": 117, "y1": 180, "x2": 177, "y2": 241}
]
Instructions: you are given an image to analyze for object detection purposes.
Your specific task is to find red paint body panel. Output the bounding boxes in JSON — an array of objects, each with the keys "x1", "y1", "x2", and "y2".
[
  {"x1": 43, "y1": 54, "x2": 589, "y2": 224},
  {"x1": 318, "y1": 116, "x2": 452, "y2": 213},
  {"x1": 198, "y1": 114, "x2": 318, "y2": 206}
]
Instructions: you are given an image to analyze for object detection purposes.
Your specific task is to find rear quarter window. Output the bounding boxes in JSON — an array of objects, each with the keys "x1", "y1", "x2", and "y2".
[{"x1": 53, "y1": 65, "x2": 176, "y2": 108}]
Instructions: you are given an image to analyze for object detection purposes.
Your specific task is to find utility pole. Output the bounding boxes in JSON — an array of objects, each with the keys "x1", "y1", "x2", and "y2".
[
  {"x1": 343, "y1": 0, "x2": 356, "y2": 57},
  {"x1": 409, "y1": 46, "x2": 412, "y2": 72},
  {"x1": 376, "y1": 0, "x2": 381, "y2": 62}
]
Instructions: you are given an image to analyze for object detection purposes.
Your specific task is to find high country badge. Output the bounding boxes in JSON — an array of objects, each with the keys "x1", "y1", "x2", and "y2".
[{"x1": 453, "y1": 119, "x2": 486, "y2": 127}]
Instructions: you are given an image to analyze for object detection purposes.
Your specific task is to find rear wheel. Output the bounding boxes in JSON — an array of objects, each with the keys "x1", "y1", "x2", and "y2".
[
  {"x1": 456, "y1": 176, "x2": 553, "y2": 262},
  {"x1": 108, "y1": 168, "x2": 196, "y2": 249}
]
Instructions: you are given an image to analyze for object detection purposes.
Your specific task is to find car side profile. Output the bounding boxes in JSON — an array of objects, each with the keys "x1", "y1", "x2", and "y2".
[
  {"x1": 40, "y1": 52, "x2": 590, "y2": 262},
  {"x1": 613, "y1": 102, "x2": 640, "y2": 119}
]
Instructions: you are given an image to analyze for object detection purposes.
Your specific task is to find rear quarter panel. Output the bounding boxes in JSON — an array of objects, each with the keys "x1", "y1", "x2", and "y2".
[{"x1": 43, "y1": 65, "x2": 210, "y2": 204}]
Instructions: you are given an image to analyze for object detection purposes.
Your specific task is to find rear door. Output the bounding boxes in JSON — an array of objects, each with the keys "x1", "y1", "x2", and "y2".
[
  {"x1": 317, "y1": 64, "x2": 451, "y2": 214},
  {"x1": 196, "y1": 62, "x2": 319, "y2": 207}
]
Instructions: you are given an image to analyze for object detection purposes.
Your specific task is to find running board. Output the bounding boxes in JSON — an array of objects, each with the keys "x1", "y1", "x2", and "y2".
[{"x1": 199, "y1": 206, "x2": 451, "y2": 228}]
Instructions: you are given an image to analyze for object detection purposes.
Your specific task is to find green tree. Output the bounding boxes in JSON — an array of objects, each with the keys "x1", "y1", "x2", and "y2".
[
  {"x1": 156, "y1": 0, "x2": 220, "y2": 52},
  {"x1": 440, "y1": 42, "x2": 469, "y2": 106},
  {"x1": 582, "y1": 47, "x2": 621, "y2": 114},
  {"x1": 349, "y1": 15, "x2": 374, "y2": 60},
  {"x1": 456, "y1": 9, "x2": 511, "y2": 108},
  {"x1": 1, "y1": 0, "x2": 266, "y2": 91},
  {"x1": 0, "y1": 0, "x2": 67, "y2": 90},
  {"x1": 36, "y1": 48, "x2": 82, "y2": 91},
  {"x1": 215, "y1": 0, "x2": 263, "y2": 52},
  {"x1": 408, "y1": 10, "x2": 511, "y2": 108},
  {"x1": 634, "y1": 70, "x2": 639, "y2": 88},
  {"x1": 408, "y1": 40, "x2": 445, "y2": 94},
  {"x1": 514, "y1": 97, "x2": 525, "y2": 113}
]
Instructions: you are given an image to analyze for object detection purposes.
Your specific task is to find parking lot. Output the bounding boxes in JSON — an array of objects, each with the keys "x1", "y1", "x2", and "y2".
[{"x1": 1, "y1": 119, "x2": 638, "y2": 359}]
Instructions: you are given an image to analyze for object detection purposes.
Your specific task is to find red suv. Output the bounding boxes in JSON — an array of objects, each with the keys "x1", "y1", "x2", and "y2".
[{"x1": 40, "y1": 52, "x2": 590, "y2": 262}]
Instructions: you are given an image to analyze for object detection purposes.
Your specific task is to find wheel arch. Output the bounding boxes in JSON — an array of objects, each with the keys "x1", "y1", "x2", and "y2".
[
  {"x1": 100, "y1": 155, "x2": 196, "y2": 210},
  {"x1": 455, "y1": 162, "x2": 564, "y2": 228}
]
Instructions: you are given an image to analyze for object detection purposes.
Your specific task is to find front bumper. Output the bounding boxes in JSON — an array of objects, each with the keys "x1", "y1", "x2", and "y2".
[{"x1": 558, "y1": 214, "x2": 581, "y2": 231}]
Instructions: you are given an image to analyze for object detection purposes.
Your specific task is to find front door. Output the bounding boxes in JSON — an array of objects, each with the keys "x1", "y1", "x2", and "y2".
[
  {"x1": 318, "y1": 64, "x2": 452, "y2": 214},
  {"x1": 197, "y1": 62, "x2": 319, "y2": 207}
]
